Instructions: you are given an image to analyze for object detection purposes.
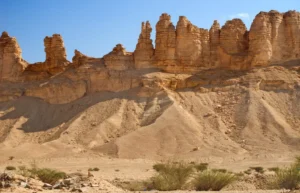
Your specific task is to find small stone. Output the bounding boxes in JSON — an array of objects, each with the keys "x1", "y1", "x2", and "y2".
[
  {"x1": 20, "y1": 182, "x2": 29, "y2": 188},
  {"x1": 43, "y1": 183, "x2": 52, "y2": 189}
]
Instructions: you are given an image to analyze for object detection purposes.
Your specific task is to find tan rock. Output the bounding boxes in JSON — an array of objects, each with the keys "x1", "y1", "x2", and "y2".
[
  {"x1": 220, "y1": 19, "x2": 248, "y2": 55},
  {"x1": 175, "y1": 16, "x2": 205, "y2": 72},
  {"x1": 283, "y1": 11, "x2": 300, "y2": 59},
  {"x1": 248, "y1": 10, "x2": 300, "y2": 67},
  {"x1": 249, "y1": 11, "x2": 274, "y2": 67},
  {"x1": 154, "y1": 13, "x2": 176, "y2": 72},
  {"x1": 24, "y1": 80, "x2": 87, "y2": 104},
  {"x1": 0, "y1": 31, "x2": 27, "y2": 81},
  {"x1": 209, "y1": 20, "x2": 221, "y2": 68},
  {"x1": 104, "y1": 44, "x2": 134, "y2": 70},
  {"x1": 26, "y1": 34, "x2": 70, "y2": 75},
  {"x1": 44, "y1": 34, "x2": 69, "y2": 69},
  {"x1": 134, "y1": 21, "x2": 154, "y2": 68},
  {"x1": 72, "y1": 49, "x2": 89, "y2": 67}
]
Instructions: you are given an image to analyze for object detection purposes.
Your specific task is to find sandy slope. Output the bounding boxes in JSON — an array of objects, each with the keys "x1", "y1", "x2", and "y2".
[{"x1": 0, "y1": 67, "x2": 300, "y2": 168}]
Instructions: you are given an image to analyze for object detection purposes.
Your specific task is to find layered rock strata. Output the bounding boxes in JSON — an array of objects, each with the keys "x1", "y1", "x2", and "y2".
[
  {"x1": 0, "y1": 32, "x2": 27, "y2": 81},
  {"x1": 134, "y1": 21, "x2": 154, "y2": 68},
  {"x1": 0, "y1": 10, "x2": 299, "y2": 82},
  {"x1": 26, "y1": 34, "x2": 70, "y2": 75},
  {"x1": 104, "y1": 44, "x2": 134, "y2": 70}
]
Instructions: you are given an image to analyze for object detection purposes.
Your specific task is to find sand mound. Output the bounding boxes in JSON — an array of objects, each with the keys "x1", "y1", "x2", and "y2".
[{"x1": 0, "y1": 67, "x2": 300, "y2": 164}]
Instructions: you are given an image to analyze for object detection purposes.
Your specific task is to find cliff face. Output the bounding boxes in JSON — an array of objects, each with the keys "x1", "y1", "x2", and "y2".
[
  {"x1": 104, "y1": 44, "x2": 134, "y2": 70},
  {"x1": 134, "y1": 21, "x2": 154, "y2": 69},
  {"x1": 249, "y1": 10, "x2": 300, "y2": 67},
  {"x1": 175, "y1": 16, "x2": 210, "y2": 72},
  {"x1": 0, "y1": 32, "x2": 27, "y2": 81},
  {"x1": 154, "y1": 13, "x2": 177, "y2": 72},
  {"x1": 0, "y1": 10, "x2": 299, "y2": 101},
  {"x1": 26, "y1": 34, "x2": 70, "y2": 75}
]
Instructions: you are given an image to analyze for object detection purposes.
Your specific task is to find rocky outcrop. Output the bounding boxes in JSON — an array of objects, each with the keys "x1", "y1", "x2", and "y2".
[
  {"x1": 249, "y1": 10, "x2": 300, "y2": 67},
  {"x1": 220, "y1": 19, "x2": 248, "y2": 55},
  {"x1": 104, "y1": 44, "x2": 134, "y2": 70},
  {"x1": 72, "y1": 49, "x2": 89, "y2": 67},
  {"x1": 218, "y1": 19, "x2": 249, "y2": 70},
  {"x1": 175, "y1": 16, "x2": 210, "y2": 72},
  {"x1": 284, "y1": 11, "x2": 300, "y2": 59},
  {"x1": 134, "y1": 21, "x2": 154, "y2": 69},
  {"x1": 26, "y1": 34, "x2": 70, "y2": 75},
  {"x1": 209, "y1": 20, "x2": 221, "y2": 68},
  {"x1": 24, "y1": 80, "x2": 87, "y2": 104},
  {"x1": 1, "y1": 10, "x2": 300, "y2": 83},
  {"x1": 44, "y1": 34, "x2": 69, "y2": 71},
  {"x1": 0, "y1": 32, "x2": 27, "y2": 81},
  {"x1": 154, "y1": 13, "x2": 176, "y2": 72}
]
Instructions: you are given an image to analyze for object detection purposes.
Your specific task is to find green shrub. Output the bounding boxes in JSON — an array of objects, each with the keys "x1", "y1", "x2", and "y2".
[
  {"x1": 30, "y1": 168, "x2": 67, "y2": 184},
  {"x1": 268, "y1": 167, "x2": 280, "y2": 173},
  {"x1": 152, "y1": 162, "x2": 193, "y2": 191},
  {"x1": 88, "y1": 167, "x2": 100, "y2": 171},
  {"x1": 250, "y1": 166, "x2": 264, "y2": 174},
  {"x1": 114, "y1": 180, "x2": 153, "y2": 191},
  {"x1": 194, "y1": 163, "x2": 208, "y2": 171},
  {"x1": 211, "y1": 168, "x2": 227, "y2": 173},
  {"x1": 244, "y1": 169, "x2": 252, "y2": 175},
  {"x1": 153, "y1": 163, "x2": 167, "y2": 172},
  {"x1": 270, "y1": 166, "x2": 300, "y2": 190},
  {"x1": 193, "y1": 170, "x2": 236, "y2": 191},
  {"x1": 5, "y1": 166, "x2": 16, "y2": 170},
  {"x1": 295, "y1": 156, "x2": 300, "y2": 168},
  {"x1": 235, "y1": 172, "x2": 244, "y2": 177}
]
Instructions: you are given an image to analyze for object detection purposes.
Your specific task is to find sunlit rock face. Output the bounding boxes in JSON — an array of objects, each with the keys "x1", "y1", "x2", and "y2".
[
  {"x1": 134, "y1": 21, "x2": 154, "y2": 69},
  {"x1": 0, "y1": 31, "x2": 27, "y2": 81}
]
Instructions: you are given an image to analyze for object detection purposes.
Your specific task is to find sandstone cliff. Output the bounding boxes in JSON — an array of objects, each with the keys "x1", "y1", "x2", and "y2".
[
  {"x1": 0, "y1": 32, "x2": 27, "y2": 81},
  {"x1": 249, "y1": 10, "x2": 300, "y2": 67},
  {"x1": 154, "y1": 13, "x2": 177, "y2": 72},
  {"x1": 134, "y1": 21, "x2": 154, "y2": 69},
  {"x1": 0, "y1": 10, "x2": 299, "y2": 105},
  {"x1": 1, "y1": 10, "x2": 300, "y2": 161},
  {"x1": 2, "y1": 9, "x2": 300, "y2": 78},
  {"x1": 26, "y1": 34, "x2": 70, "y2": 75},
  {"x1": 104, "y1": 44, "x2": 134, "y2": 70}
]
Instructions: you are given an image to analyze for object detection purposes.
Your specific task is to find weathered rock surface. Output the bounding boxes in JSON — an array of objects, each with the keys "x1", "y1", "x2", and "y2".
[
  {"x1": 44, "y1": 34, "x2": 70, "y2": 71},
  {"x1": 24, "y1": 80, "x2": 87, "y2": 104},
  {"x1": 0, "y1": 32, "x2": 27, "y2": 81},
  {"x1": 209, "y1": 20, "x2": 221, "y2": 68},
  {"x1": 134, "y1": 21, "x2": 154, "y2": 68},
  {"x1": 0, "y1": 10, "x2": 300, "y2": 104},
  {"x1": 26, "y1": 34, "x2": 70, "y2": 75},
  {"x1": 249, "y1": 10, "x2": 300, "y2": 67},
  {"x1": 175, "y1": 16, "x2": 210, "y2": 71},
  {"x1": 72, "y1": 49, "x2": 89, "y2": 67},
  {"x1": 154, "y1": 13, "x2": 177, "y2": 72},
  {"x1": 104, "y1": 44, "x2": 134, "y2": 70}
]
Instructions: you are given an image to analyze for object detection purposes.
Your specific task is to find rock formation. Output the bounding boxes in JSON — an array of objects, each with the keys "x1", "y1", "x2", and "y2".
[
  {"x1": 154, "y1": 13, "x2": 177, "y2": 72},
  {"x1": 44, "y1": 34, "x2": 69, "y2": 70},
  {"x1": 104, "y1": 44, "x2": 134, "y2": 70},
  {"x1": 0, "y1": 9, "x2": 300, "y2": 83},
  {"x1": 249, "y1": 10, "x2": 300, "y2": 67},
  {"x1": 175, "y1": 16, "x2": 208, "y2": 72},
  {"x1": 134, "y1": 21, "x2": 154, "y2": 69},
  {"x1": 72, "y1": 49, "x2": 89, "y2": 67},
  {"x1": 209, "y1": 20, "x2": 221, "y2": 68},
  {"x1": 26, "y1": 34, "x2": 70, "y2": 75},
  {"x1": 218, "y1": 19, "x2": 249, "y2": 70},
  {"x1": 0, "y1": 32, "x2": 27, "y2": 81}
]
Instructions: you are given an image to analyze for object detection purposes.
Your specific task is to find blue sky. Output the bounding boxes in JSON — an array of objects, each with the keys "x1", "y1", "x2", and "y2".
[{"x1": 1, "y1": 0, "x2": 299, "y2": 63}]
